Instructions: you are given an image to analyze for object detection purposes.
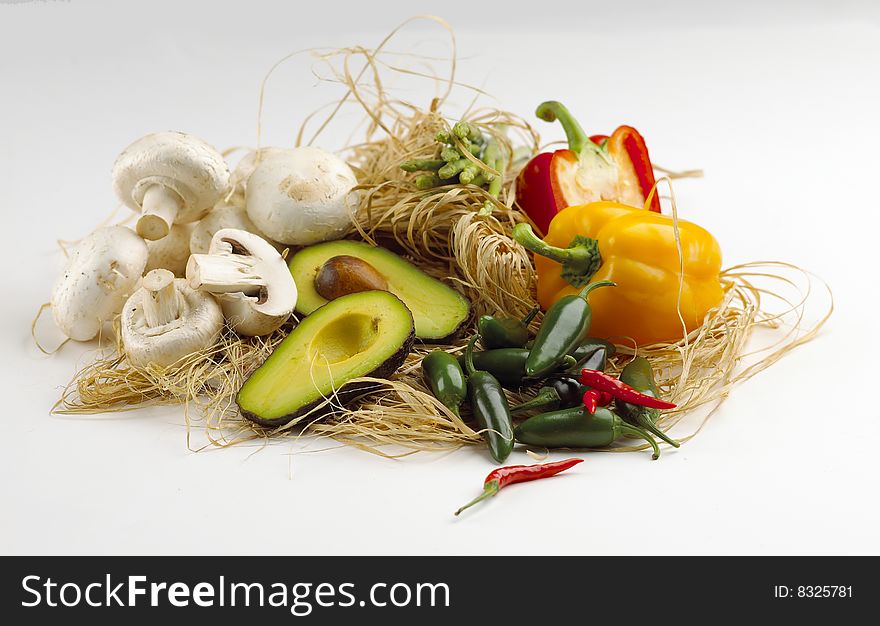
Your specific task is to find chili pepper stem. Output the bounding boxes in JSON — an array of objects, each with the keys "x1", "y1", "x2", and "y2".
[
  {"x1": 558, "y1": 355, "x2": 577, "y2": 369},
  {"x1": 454, "y1": 480, "x2": 500, "y2": 516},
  {"x1": 577, "y1": 280, "x2": 616, "y2": 299},
  {"x1": 620, "y1": 424, "x2": 661, "y2": 460},
  {"x1": 511, "y1": 387, "x2": 560, "y2": 415},
  {"x1": 464, "y1": 335, "x2": 478, "y2": 376},
  {"x1": 513, "y1": 224, "x2": 602, "y2": 283},
  {"x1": 521, "y1": 306, "x2": 540, "y2": 326},
  {"x1": 633, "y1": 414, "x2": 680, "y2": 448}
]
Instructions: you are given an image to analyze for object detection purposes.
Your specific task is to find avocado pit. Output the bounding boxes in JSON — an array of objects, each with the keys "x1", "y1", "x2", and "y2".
[{"x1": 314, "y1": 255, "x2": 389, "y2": 301}]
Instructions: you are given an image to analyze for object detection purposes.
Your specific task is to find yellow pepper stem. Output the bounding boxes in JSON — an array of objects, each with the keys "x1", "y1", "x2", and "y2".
[{"x1": 513, "y1": 223, "x2": 602, "y2": 288}]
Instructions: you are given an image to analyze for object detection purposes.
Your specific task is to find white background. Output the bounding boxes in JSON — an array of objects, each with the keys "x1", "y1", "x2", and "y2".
[{"x1": 1, "y1": 0, "x2": 878, "y2": 555}]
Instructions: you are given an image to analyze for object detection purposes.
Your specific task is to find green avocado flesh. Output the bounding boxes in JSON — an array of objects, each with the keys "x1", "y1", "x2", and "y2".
[
  {"x1": 289, "y1": 240, "x2": 470, "y2": 341},
  {"x1": 237, "y1": 290, "x2": 415, "y2": 426}
]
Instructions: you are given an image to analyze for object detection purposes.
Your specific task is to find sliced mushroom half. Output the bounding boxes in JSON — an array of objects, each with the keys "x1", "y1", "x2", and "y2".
[{"x1": 185, "y1": 228, "x2": 297, "y2": 336}]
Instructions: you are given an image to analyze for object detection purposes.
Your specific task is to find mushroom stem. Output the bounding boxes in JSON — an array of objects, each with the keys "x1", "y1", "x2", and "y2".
[
  {"x1": 137, "y1": 185, "x2": 183, "y2": 241},
  {"x1": 187, "y1": 251, "x2": 266, "y2": 297},
  {"x1": 142, "y1": 269, "x2": 182, "y2": 328}
]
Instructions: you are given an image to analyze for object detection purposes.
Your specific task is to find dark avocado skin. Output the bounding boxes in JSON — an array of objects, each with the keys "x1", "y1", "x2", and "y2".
[{"x1": 238, "y1": 326, "x2": 415, "y2": 427}]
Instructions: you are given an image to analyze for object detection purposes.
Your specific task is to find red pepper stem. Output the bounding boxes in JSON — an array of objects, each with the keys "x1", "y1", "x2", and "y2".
[
  {"x1": 454, "y1": 480, "x2": 501, "y2": 516},
  {"x1": 620, "y1": 423, "x2": 661, "y2": 460},
  {"x1": 535, "y1": 101, "x2": 597, "y2": 156}
]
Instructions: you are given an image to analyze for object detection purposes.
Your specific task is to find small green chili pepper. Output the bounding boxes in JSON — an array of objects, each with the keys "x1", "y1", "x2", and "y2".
[
  {"x1": 464, "y1": 336, "x2": 514, "y2": 464},
  {"x1": 568, "y1": 337, "x2": 616, "y2": 371},
  {"x1": 616, "y1": 357, "x2": 680, "y2": 448},
  {"x1": 457, "y1": 349, "x2": 577, "y2": 389},
  {"x1": 421, "y1": 350, "x2": 467, "y2": 418},
  {"x1": 478, "y1": 306, "x2": 540, "y2": 349},
  {"x1": 510, "y1": 377, "x2": 585, "y2": 414},
  {"x1": 458, "y1": 348, "x2": 528, "y2": 388},
  {"x1": 526, "y1": 281, "x2": 615, "y2": 378},
  {"x1": 514, "y1": 406, "x2": 660, "y2": 459},
  {"x1": 526, "y1": 336, "x2": 615, "y2": 367}
]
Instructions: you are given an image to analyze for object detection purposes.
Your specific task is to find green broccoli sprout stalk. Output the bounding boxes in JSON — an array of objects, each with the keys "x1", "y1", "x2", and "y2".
[{"x1": 400, "y1": 121, "x2": 509, "y2": 215}]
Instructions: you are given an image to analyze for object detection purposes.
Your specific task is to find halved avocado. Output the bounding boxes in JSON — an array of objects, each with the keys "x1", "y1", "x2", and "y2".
[
  {"x1": 289, "y1": 240, "x2": 470, "y2": 342},
  {"x1": 237, "y1": 290, "x2": 415, "y2": 426}
]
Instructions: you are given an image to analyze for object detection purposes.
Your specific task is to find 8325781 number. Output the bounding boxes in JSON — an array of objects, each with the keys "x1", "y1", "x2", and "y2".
[{"x1": 797, "y1": 586, "x2": 852, "y2": 598}]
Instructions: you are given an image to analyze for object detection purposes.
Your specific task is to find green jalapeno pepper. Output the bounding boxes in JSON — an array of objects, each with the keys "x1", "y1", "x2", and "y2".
[
  {"x1": 478, "y1": 306, "x2": 540, "y2": 349},
  {"x1": 514, "y1": 405, "x2": 660, "y2": 459},
  {"x1": 526, "y1": 337, "x2": 615, "y2": 370},
  {"x1": 569, "y1": 337, "x2": 615, "y2": 371},
  {"x1": 458, "y1": 348, "x2": 528, "y2": 388},
  {"x1": 421, "y1": 350, "x2": 467, "y2": 418},
  {"x1": 616, "y1": 356, "x2": 680, "y2": 448},
  {"x1": 510, "y1": 377, "x2": 585, "y2": 414},
  {"x1": 526, "y1": 281, "x2": 615, "y2": 378},
  {"x1": 457, "y1": 349, "x2": 577, "y2": 389},
  {"x1": 464, "y1": 336, "x2": 515, "y2": 463}
]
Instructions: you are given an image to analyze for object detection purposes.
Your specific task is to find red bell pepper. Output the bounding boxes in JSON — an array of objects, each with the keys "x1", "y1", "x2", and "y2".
[{"x1": 515, "y1": 101, "x2": 660, "y2": 233}]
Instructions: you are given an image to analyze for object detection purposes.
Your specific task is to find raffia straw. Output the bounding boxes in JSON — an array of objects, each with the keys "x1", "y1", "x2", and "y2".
[
  {"x1": 53, "y1": 19, "x2": 831, "y2": 457},
  {"x1": 654, "y1": 164, "x2": 704, "y2": 179},
  {"x1": 31, "y1": 302, "x2": 69, "y2": 355}
]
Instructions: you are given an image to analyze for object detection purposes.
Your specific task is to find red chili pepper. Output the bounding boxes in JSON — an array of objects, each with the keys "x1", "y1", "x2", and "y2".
[
  {"x1": 581, "y1": 389, "x2": 613, "y2": 414},
  {"x1": 516, "y1": 101, "x2": 660, "y2": 233},
  {"x1": 454, "y1": 458, "x2": 584, "y2": 516},
  {"x1": 579, "y1": 369, "x2": 677, "y2": 410}
]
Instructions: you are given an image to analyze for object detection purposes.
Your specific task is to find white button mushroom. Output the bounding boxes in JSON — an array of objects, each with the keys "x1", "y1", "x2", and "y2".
[
  {"x1": 121, "y1": 269, "x2": 224, "y2": 369},
  {"x1": 226, "y1": 147, "x2": 285, "y2": 208},
  {"x1": 244, "y1": 147, "x2": 358, "y2": 245},
  {"x1": 112, "y1": 131, "x2": 230, "y2": 241},
  {"x1": 186, "y1": 228, "x2": 297, "y2": 337},
  {"x1": 189, "y1": 205, "x2": 269, "y2": 255},
  {"x1": 144, "y1": 222, "x2": 194, "y2": 277},
  {"x1": 51, "y1": 226, "x2": 148, "y2": 341}
]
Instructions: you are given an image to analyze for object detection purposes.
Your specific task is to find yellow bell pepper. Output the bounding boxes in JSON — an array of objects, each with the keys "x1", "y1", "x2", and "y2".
[{"x1": 513, "y1": 201, "x2": 724, "y2": 346}]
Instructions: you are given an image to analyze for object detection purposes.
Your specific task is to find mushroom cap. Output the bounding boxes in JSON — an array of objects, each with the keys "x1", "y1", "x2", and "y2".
[
  {"x1": 112, "y1": 131, "x2": 231, "y2": 224},
  {"x1": 245, "y1": 146, "x2": 358, "y2": 245},
  {"x1": 121, "y1": 278, "x2": 223, "y2": 369},
  {"x1": 191, "y1": 228, "x2": 297, "y2": 336},
  {"x1": 189, "y1": 204, "x2": 267, "y2": 255},
  {"x1": 145, "y1": 222, "x2": 194, "y2": 277},
  {"x1": 227, "y1": 147, "x2": 285, "y2": 208},
  {"x1": 51, "y1": 226, "x2": 148, "y2": 341}
]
